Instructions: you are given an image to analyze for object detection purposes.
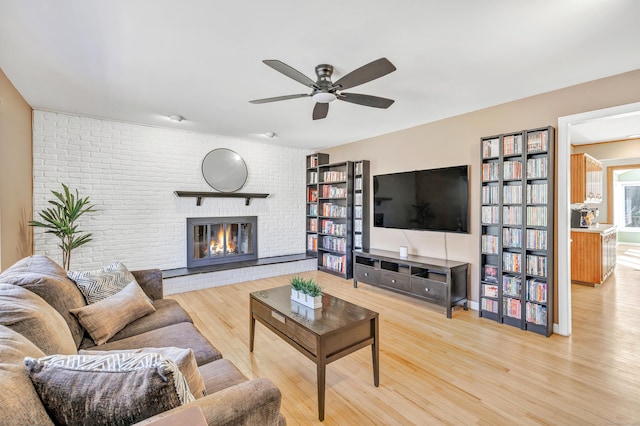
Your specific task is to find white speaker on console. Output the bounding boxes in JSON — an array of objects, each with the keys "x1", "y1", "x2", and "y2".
[{"x1": 399, "y1": 246, "x2": 408, "y2": 258}]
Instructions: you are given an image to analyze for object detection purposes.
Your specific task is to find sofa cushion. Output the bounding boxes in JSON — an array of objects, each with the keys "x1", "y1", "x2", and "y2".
[
  {"x1": 80, "y1": 346, "x2": 206, "y2": 399},
  {"x1": 0, "y1": 255, "x2": 87, "y2": 348},
  {"x1": 198, "y1": 358, "x2": 248, "y2": 395},
  {"x1": 131, "y1": 269, "x2": 164, "y2": 301},
  {"x1": 81, "y1": 322, "x2": 222, "y2": 366},
  {"x1": 70, "y1": 280, "x2": 156, "y2": 345},
  {"x1": 25, "y1": 352, "x2": 195, "y2": 425},
  {"x1": 0, "y1": 283, "x2": 76, "y2": 355},
  {"x1": 107, "y1": 299, "x2": 193, "y2": 343},
  {"x1": 0, "y1": 325, "x2": 53, "y2": 426},
  {"x1": 67, "y1": 260, "x2": 139, "y2": 304}
]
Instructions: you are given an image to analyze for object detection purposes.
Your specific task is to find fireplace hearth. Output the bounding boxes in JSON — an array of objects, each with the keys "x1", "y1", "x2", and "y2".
[{"x1": 186, "y1": 216, "x2": 257, "y2": 268}]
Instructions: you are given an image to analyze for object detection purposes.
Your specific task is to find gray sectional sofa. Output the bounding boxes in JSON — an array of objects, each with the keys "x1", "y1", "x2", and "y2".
[{"x1": 0, "y1": 255, "x2": 285, "y2": 425}]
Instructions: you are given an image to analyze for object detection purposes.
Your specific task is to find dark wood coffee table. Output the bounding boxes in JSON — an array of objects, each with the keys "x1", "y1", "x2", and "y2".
[{"x1": 250, "y1": 286, "x2": 379, "y2": 421}]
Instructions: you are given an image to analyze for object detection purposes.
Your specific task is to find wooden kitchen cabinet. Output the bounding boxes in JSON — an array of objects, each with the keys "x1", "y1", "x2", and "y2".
[
  {"x1": 571, "y1": 153, "x2": 603, "y2": 203},
  {"x1": 571, "y1": 225, "x2": 617, "y2": 286}
]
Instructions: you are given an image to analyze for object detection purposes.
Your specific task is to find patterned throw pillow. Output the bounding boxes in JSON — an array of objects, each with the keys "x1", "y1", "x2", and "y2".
[
  {"x1": 67, "y1": 261, "x2": 138, "y2": 304},
  {"x1": 25, "y1": 352, "x2": 195, "y2": 425},
  {"x1": 79, "y1": 347, "x2": 207, "y2": 399}
]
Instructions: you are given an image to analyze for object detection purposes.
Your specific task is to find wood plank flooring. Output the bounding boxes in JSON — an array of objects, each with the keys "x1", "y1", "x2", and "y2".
[{"x1": 170, "y1": 245, "x2": 640, "y2": 425}]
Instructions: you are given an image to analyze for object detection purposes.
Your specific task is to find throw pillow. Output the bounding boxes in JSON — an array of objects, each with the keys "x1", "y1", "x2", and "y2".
[
  {"x1": 67, "y1": 260, "x2": 138, "y2": 304},
  {"x1": 80, "y1": 347, "x2": 206, "y2": 399},
  {"x1": 0, "y1": 255, "x2": 87, "y2": 348},
  {"x1": 70, "y1": 280, "x2": 156, "y2": 345},
  {"x1": 0, "y1": 283, "x2": 77, "y2": 355},
  {"x1": 25, "y1": 352, "x2": 195, "y2": 425}
]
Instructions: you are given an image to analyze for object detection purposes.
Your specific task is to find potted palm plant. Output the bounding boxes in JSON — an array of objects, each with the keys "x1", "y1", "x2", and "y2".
[{"x1": 29, "y1": 183, "x2": 96, "y2": 270}]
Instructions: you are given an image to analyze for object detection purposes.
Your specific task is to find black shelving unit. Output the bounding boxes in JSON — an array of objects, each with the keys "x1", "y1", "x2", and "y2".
[
  {"x1": 352, "y1": 160, "x2": 370, "y2": 253},
  {"x1": 306, "y1": 153, "x2": 330, "y2": 256},
  {"x1": 317, "y1": 161, "x2": 354, "y2": 279},
  {"x1": 479, "y1": 126, "x2": 554, "y2": 337}
]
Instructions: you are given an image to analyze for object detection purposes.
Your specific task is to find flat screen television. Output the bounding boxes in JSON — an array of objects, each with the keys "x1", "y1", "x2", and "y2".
[{"x1": 373, "y1": 165, "x2": 469, "y2": 233}]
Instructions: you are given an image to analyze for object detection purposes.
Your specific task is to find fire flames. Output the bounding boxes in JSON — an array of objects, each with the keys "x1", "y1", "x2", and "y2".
[{"x1": 209, "y1": 225, "x2": 237, "y2": 256}]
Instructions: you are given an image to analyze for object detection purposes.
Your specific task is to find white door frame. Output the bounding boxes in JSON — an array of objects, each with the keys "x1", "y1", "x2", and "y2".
[{"x1": 556, "y1": 101, "x2": 640, "y2": 336}]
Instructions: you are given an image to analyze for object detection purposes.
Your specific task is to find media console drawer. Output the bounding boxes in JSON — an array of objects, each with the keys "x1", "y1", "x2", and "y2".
[
  {"x1": 410, "y1": 277, "x2": 446, "y2": 303},
  {"x1": 354, "y1": 264, "x2": 379, "y2": 285},
  {"x1": 353, "y1": 249, "x2": 468, "y2": 318},
  {"x1": 380, "y1": 270, "x2": 411, "y2": 292}
]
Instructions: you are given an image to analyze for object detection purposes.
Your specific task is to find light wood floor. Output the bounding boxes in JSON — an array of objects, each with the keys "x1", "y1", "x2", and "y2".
[{"x1": 170, "y1": 245, "x2": 640, "y2": 425}]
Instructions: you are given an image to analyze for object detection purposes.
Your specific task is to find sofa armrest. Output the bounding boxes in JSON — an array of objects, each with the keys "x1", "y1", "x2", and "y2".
[
  {"x1": 131, "y1": 269, "x2": 164, "y2": 300},
  {"x1": 134, "y1": 378, "x2": 284, "y2": 426}
]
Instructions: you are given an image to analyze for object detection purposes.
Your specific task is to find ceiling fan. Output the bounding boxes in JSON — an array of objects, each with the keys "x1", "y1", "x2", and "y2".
[{"x1": 249, "y1": 57, "x2": 397, "y2": 120}]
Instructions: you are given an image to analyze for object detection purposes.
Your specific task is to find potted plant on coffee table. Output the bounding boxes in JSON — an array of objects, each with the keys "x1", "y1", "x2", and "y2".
[{"x1": 290, "y1": 276, "x2": 323, "y2": 309}]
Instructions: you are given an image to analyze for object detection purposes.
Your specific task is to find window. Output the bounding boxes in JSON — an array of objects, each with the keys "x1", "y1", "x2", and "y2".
[
  {"x1": 615, "y1": 180, "x2": 640, "y2": 230},
  {"x1": 623, "y1": 184, "x2": 640, "y2": 228}
]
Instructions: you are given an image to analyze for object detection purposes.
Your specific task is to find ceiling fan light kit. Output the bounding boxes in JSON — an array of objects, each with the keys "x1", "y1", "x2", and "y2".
[
  {"x1": 249, "y1": 57, "x2": 396, "y2": 120},
  {"x1": 312, "y1": 92, "x2": 337, "y2": 103}
]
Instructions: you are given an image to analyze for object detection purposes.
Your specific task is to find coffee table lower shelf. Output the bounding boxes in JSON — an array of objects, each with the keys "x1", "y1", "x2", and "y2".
[{"x1": 249, "y1": 286, "x2": 379, "y2": 421}]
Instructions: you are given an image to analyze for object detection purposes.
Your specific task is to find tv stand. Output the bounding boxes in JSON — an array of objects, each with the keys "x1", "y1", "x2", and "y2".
[{"x1": 353, "y1": 248, "x2": 468, "y2": 318}]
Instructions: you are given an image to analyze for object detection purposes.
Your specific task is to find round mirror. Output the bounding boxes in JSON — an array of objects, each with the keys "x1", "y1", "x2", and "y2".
[{"x1": 202, "y1": 148, "x2": 248, "y2": 192}]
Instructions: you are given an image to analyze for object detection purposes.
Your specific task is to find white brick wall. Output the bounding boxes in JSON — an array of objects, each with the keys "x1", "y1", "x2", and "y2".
[{"x1": 32, "y1": 111, "x2": 311, "y2": 282}]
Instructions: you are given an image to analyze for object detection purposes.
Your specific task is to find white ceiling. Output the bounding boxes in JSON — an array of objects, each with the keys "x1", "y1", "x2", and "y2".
[
  {"x1": 1, "y1": 0, "x2": 640, "y2": 150},
  {"x1": 570, "y1": 111, "x2": 640, "y2": 145}
]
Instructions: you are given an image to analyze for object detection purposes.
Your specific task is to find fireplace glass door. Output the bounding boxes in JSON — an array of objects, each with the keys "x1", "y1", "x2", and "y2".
[{"x1": 188, "y1": 217, "x2": 257, "y2": 267}]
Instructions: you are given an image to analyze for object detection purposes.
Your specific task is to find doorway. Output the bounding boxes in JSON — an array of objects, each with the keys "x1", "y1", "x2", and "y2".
[{"x1": 557, "y1": 101, "x2": 640, "y2": 336}]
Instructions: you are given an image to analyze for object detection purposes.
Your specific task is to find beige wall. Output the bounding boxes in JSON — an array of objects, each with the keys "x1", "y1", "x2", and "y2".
[
  {"x1": 0, "y1": 68, "x2": 33, "y2": 270},
  {"x1": 325, "y1": 68, "x2": 640, "y2": 308}
]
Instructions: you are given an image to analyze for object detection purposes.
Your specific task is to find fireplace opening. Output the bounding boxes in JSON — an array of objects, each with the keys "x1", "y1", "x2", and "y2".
[{"x1": 187, "y1": 216, "x2": 257, "y2": 268}]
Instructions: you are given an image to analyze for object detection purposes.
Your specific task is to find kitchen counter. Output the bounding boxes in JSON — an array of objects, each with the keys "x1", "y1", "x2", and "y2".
[
  {"x1": 571, "y1": 224, "x2": 617, "y2": 286},
  {"x1": 571, "y1": 223, "x2": 616, "y2": 234}
]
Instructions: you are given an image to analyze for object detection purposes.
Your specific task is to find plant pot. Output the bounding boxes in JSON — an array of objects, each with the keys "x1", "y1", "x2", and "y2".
[
  {"x1": 291, "y1": 289, "x2": 322, "y2": 309},
  {"x1": 291, "y1": 289, "x2": 303, "y2": 304}
]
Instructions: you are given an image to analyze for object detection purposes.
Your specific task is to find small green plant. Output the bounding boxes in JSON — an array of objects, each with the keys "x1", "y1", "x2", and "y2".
[
  {"x1": 304, "y1": 279, "x2": 324, "y2": 297},
  {"x1": 290, "y1": 276, "x2": 306, "y2": 292},
  {"x1": 29, "y1": 183, "x2": 96, "y2": 270},
  {"x1": 290, "y1": 276, "x2": 324, "y2": 297}
]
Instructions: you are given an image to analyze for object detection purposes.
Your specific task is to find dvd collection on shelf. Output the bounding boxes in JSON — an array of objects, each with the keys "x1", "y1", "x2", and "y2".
[
  {"x1": 321, "y1": 219, "x2": 347, "y2": 236},
  {"x1": 306, "y1": 153, "x2": 329, "y2": 256},
  {"x1": 322, "y1": 170, "x2": 347, "y2": 182},
  {"x1": 306, "y1": 155, "x2": 367, "y2": 280},
  {"x1": 322, "y1": 253, "x2": 346, "y2": 274},
  {"x1": 307, "y1": 234, "x2": 318, "y2": 251},
  {"x1": 352, "y1": 160, "x2": 369, "y2": 254},
  {"x1": 322, "y1": 235, "x2": 347, "y2": 253},
  {"x1": 321, "y1": 185, "x2": 347, "y2": 198},
  {"x1": 321, "y1": 203, "x2": 347, "y2": 218},
  {"x1": 479, "y1": 126, "x2": 555, "y2": 337}
]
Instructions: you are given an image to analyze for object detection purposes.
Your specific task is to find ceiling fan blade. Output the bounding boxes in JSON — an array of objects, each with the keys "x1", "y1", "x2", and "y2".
[
  {"x1": 338, "y1": 93, "x2": 395, "y2": 109},
  {"x1": 333, "y1": 58, "x2": 396, "y2": 91},
  {"x1": 263, "y1": 60, "x2": 317, "y2": 88},
  {"x1": 249, "y1": 94, "x2": 310, "y2": 104},
  {"x1": 313, "y1": 103, "x2": 329, "y2": 120}
]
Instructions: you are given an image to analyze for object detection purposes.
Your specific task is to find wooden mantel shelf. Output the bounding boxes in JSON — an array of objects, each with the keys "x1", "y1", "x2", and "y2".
[{"x1": 174, "y1": 191, "x2": 269, "y2": 206}]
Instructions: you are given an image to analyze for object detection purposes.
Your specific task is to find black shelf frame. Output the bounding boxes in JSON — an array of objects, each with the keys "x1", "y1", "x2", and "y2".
[
  {"x1": 305, "y1": 153, "x2": 330, "y2": 256},
  {"x1": 317, "y1": 160, "x2": 354, "y2": 279},
  {"x1": 479, "y1": 126, "x2": 555, "y2": 337}
]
